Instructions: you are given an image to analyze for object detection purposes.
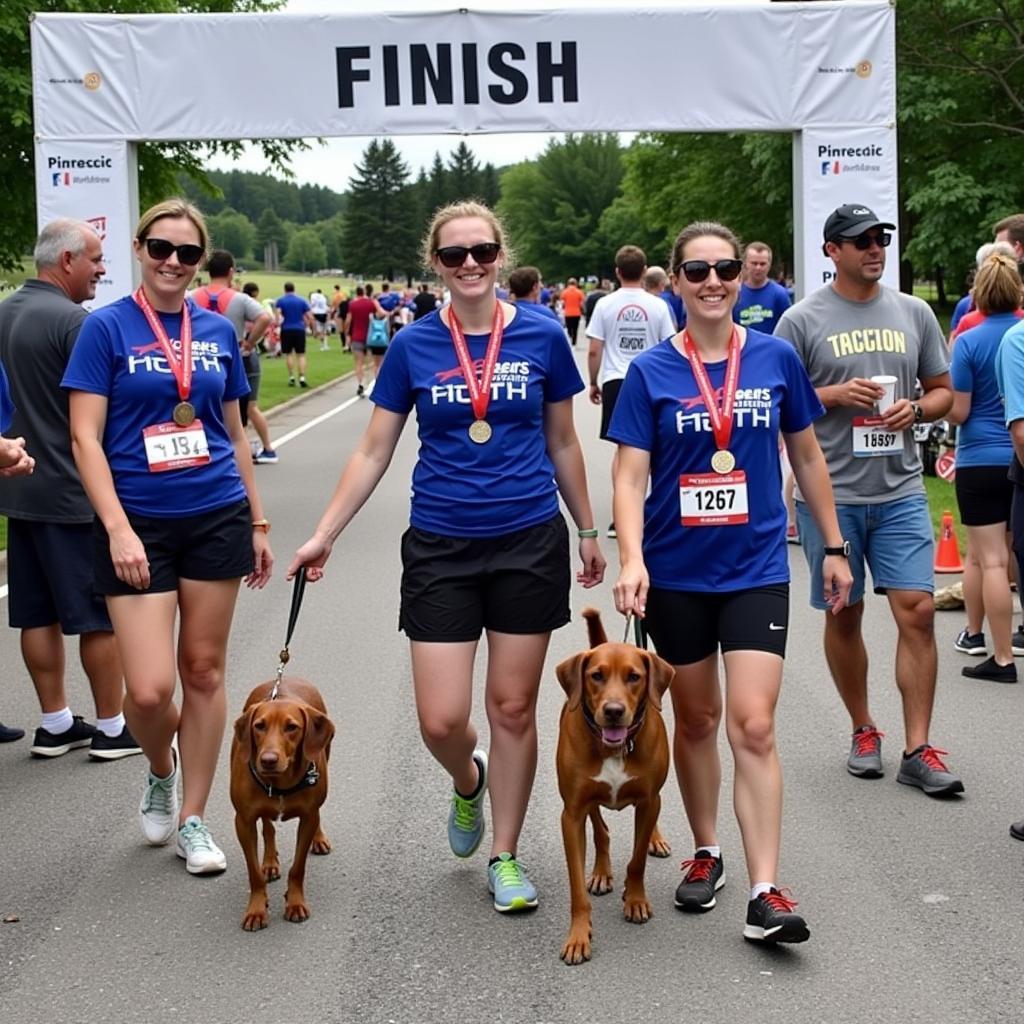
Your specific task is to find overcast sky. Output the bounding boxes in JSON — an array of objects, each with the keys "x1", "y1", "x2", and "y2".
[{"x1": 203, "y1": 0, "x2": 735, "y2": 188}]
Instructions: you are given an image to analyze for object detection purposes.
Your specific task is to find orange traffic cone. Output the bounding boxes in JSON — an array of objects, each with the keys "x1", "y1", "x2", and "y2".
[{"x1": 934, "y1": 510, "x2": 964, "y2": 573}]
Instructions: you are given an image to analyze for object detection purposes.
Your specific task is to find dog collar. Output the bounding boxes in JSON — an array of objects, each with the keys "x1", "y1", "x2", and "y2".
[
  {"x1": 581, "y1": 699, "x2": 647, "y2": 755},
  {"x1": 249, "y1": 760, "x2": 320, "y2": 798}
]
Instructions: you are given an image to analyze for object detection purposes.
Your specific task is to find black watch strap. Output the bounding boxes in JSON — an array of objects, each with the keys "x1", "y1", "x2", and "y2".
[{"x1": 823, "y1": 541, "x2": 851, "y2": 557}]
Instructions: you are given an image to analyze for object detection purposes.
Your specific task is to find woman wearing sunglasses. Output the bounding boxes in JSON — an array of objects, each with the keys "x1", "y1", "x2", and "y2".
[
  {"x1": 64, "y1": 198, "x2": 272, "y2": 876},
  {"x1": 609, "y1": 220, "x2": 851, "y2": 944},
  {"x1": 289, "y1": 200, "x2": 604, "y2": 914}
]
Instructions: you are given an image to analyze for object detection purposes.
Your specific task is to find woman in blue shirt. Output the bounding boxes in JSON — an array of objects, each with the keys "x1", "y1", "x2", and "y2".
[
  {"x1": 65, "y1": 198, "x2": 273, "y2": 876},
  {"x1": 948, "y1": 252, "x2": 1022, "y2": 682},
  {"x1": 289, "y1": 201, "x2": 604, "y2": 914},
  {"x1": 610, "y1": 221, "x2": 851, "y2": 945}
]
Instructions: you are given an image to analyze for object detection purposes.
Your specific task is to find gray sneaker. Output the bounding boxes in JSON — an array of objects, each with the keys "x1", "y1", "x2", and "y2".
[
  {"x1": 447, "y1": 750, "x2": 487, "y2": 858},
  {"x1": 139, "y1": 755, "x2": 180, "y2": 845},
  {"x1": 847, "y1": 725, "x2": 884, "y2": 778},
  {"x1": 897, "y1": 745, "x2": 964, "y2": 797}
]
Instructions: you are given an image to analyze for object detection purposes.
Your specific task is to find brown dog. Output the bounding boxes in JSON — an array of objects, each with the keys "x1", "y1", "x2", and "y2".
[
  {"x1": 555, "y1": 608, "x2": 673, "y2": 965},
  {"x1": 230, "y1": 677, "x2": 335, "y2": 931}
]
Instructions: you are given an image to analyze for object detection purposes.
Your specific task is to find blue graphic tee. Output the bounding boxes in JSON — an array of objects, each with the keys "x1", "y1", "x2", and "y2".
[
  {"x1": 370, "y1": 307, "x2": 584, "y2": 536},
  {"x1": 608, "y1": 330, "x2": 824, "y2": 592},
  {"x1": 733, "y1": 281, "x2": 792, "y2": 334},
  {"x1": 62, "y1": 296, "x2": 249, "y2": 517},
  {"x1": 275, "y1": 292, "x2": 310, "y2": 331}
]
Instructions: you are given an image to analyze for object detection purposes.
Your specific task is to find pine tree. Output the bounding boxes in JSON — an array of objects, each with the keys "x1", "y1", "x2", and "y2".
[{"x1": 446, "y1": 141, "x2": 481, "y2": 203}]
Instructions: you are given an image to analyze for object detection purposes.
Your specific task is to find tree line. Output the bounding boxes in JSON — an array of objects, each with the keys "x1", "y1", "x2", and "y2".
[{"x1": 4, "y1": 0, "x2": 1024, "y2": 300}]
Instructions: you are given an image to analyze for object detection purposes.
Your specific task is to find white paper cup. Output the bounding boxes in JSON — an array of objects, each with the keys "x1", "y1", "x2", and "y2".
[{"x1": 871, "y1": 374, "x2": 898, "y2": 414}]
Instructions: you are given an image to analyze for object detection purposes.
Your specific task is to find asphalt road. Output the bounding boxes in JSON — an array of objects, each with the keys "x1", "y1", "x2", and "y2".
[{"x1": 1, "y1": 365, "x2": 1021, "y2": 1024}]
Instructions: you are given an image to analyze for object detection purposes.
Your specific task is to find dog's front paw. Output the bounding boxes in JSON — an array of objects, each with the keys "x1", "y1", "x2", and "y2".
[
  {"x1": 647, "y1": 827, "x2": 671, "y2": 858},
  {"x1": 241, "y1": 898, "x2": 270, "y2": 932},
  {"x1": 311, "y1": 830, "x2": 331, "y2": 855},
  {"x1": 560, "y1": 925, "x2": 593, "y2": 965},
  {"x1": 284, "y1": 895, "x2": 311, "y2": 923},
  {"x1": 622, "y1": 891, "x2": 653, "y2": 924},
  {"x1": 586, "y1": 871, "x2": 614, "y2": 896},
  {"x1": 262, "y1": 859, "x2": 281, "y2": 882}
]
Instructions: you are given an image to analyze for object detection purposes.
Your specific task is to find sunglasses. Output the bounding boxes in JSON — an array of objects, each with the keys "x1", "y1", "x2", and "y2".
[
  {"x1": 434, "y1": 242, "x2": 501, "y2": 269},
  {"x1": 839, "y1": 231, "x2": 892, "y2": 250},
  {"x1": 144, "y1": 237, "x2": 205, "y2": 266},
  {"x1": 675, "y1": 259, "x2": 743, "y2": 284}
]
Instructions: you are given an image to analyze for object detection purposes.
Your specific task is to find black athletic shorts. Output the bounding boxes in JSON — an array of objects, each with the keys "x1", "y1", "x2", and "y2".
[
  {"x1": 92, "y1": 499, "x2": 254, "y2": 596},
  {"x1": 955, "y1": 464, "x2": 1013, "y2": 527},
  {"x1": 8, "y1": 519, "x2": 112, "y2": 633},
  {"x1": 643, "y1": 583, "x2": 790, "y2": 665},
  {"x1": 399, "y1": 512, "x2": 571, "y2": 642},
  {"x1": 599, "y1": 377, "x2": 624, "y2": 441},
  {"x1": 280, "y1": 328, "x2": 306, "y2": 355}
]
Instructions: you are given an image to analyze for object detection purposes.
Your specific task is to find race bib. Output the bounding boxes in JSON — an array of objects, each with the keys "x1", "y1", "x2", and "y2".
[
  {"x1": 680, "y1": 471, "x2": 749, "y2": 526},
  {"x1": 143, "y1": 421, "x2": 211, "y2": 473},
  {"x1": 852, "y1": 416, "x2": 904, "y2": 458}
]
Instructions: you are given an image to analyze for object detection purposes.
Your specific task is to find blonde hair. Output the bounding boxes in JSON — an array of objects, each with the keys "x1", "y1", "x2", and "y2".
[
  {"x1": 669, "y1": 221, "x2": 742, "y2": 274},
  {"x1": 420, "y1": 200, "x2": 515, "y2": 271},
  {"x1": 973, "y1": 252, "x2": 1023, "y2": 315},
  {"x1": 134, "y1": 198, "x2": 210, "y2": 256}
]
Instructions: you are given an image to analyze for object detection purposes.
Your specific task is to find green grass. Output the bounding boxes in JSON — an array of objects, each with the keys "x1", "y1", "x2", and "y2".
[
  {"x1": 924, "y1": 473, "x2": 966, "y2": 553},
  {"x1": 256, "y1": 339, "x2": 353, "y2": 409}
]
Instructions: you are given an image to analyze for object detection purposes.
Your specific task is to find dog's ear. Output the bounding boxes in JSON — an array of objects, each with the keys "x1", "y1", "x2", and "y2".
[
  {"x1": 300, "y1": 706, "x2": 335, "y2": 759},
  {"x1": 555, "y1": 652, "x2": 589, "y2": 712},
  {"x1": 233, "y1": 705, "x2": 257, "y2": 758},
  {"x1": 643, "y1": 651, "x2": 675, "y2": 710}
]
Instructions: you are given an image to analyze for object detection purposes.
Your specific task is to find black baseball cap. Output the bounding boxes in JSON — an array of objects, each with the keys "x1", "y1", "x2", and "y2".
[{"x1": 823, "y1": 204, "x2": 896, "y2": 243}]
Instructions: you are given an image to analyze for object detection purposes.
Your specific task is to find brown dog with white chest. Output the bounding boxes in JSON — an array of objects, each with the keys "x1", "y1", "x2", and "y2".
[
  {"x1": 230, "y1": 677, "x2": 335, "y2": 931},
  {"x1": 555, "y1": 608, "x2": 674, "y2": 965}
]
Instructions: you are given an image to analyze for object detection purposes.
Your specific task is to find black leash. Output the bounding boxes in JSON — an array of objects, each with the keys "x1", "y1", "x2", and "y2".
[{"x1": 270, "y1": 570, "x2": 308, "y2": 699}]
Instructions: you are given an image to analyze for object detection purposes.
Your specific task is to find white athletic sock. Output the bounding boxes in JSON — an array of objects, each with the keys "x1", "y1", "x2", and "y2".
[
  {"x1": 751, "y1": 882, "x2": 775, "y2": 900},
  {"x1": 95, "y1": 713, "x2": 126, "y2": 738},
  {"x1": 697, "y1": 845, "x2": 721, "y2": 858},
  {"x1": 41, "y1": 707, "x2": 73, "y2": 734}
]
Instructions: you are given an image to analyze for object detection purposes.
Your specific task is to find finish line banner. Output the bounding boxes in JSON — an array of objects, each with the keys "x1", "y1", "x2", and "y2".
[{"x1": 31, "y1": 3, "x2": 894, "y2": 140}]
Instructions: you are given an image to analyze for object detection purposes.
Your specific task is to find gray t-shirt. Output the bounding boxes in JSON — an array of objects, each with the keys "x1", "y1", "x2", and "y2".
[
  {"x1": 777, "y1": 285, "x2": 948, "y2": 504},
  {"x1": 190, "y1": 287, "x2": 264, "y2": 342},
  {"x1": 0, "y1": 279, "x2": 93, "y2": 522}
]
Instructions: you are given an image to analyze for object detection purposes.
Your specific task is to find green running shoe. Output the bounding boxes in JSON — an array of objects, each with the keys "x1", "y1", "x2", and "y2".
[
  {"x1": 447, "y1": 749, "x2": 487, "y2": 858},
  {"x1": 488, "y1": 852, "x2": 538, "y2": 913}
]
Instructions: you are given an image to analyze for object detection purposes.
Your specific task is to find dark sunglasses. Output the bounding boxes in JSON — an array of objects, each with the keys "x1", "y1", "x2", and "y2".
[
  {"x1": 676, "y1": 259, "x2": 743, "y2": 284},
  {"x1": 840, "y1": 231, "x2": 892, "y2": 250},
  {"x1": 144, "y1": 237, "x2": 205, "y2": 266},
  {"x1": 434, "y1": 242, "x2": 501, "y2": 269}
]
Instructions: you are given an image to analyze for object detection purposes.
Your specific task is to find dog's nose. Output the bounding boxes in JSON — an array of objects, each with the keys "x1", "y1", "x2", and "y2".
[
  {"x1": 603, "y1": 701, "x2": 626, "y2": 723},
  {"x1": 260, "y1": 751, "x2": 279, "y2": 769}
]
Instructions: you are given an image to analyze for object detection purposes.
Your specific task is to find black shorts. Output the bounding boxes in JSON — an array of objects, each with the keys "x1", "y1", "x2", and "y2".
[
  {"x1": 314, "y1": 313, "x2": 327, "y2": 325},
  {"x1": 955, "y1": 464, "x2": 1013, "y2": 526},
  {"x1": 92, "y1": 500, "x2": 254, "y2": 596},
  {"x1": 599, "y1": 377, "x2": 624, "y2": 441},
  {"x1": 399, "y1": 513, "x2": 571, "y2": 642},
  {"x1": 368, "y1": 345, "x2": 388, "y2": 355},
  {"x1": 644, "y1": 583, "x2": 790, "y2": 665},
  {"x1": 8, "y1": 519, "x2": 112, "y2": 633},
  {"x1": 280, "y1": 328, "x2": 307, "y2": 355}
]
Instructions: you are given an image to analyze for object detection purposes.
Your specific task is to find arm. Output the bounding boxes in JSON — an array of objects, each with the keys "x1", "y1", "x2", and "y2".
[
  {"x1": 287, "y1": 405, "x2": 408, "y2": 580},
  {"x1": 223, "y1": 399, "x2": 273, "y2": 589},
  {"x1": 784, "y1": 425, "x2": 853, "y2": 614},
  {"x1": 586, "y1": 336, "x2": 603, "y2": 405},
  {"x1": 816, "y1": 378, "x2": 885, "y2": 411},
  {"x1": 543, "y1": 397, "x2": 605, "y2": 588},
  {"x1": 946, "y1": 390, "x2": 972, "y2": 426},
  {"x1": 1011, "y1": 420, "x2": 1024, "y2": 467},
  {"x1": 611, "y1": 444, "x2": 651, "y2": 616},
  {"x1": 245, "y1": 311, "x2": 273, "y2": 352},
  {"x1": 880, "y1": 371, "x2": 953, "y2": 432},
  {"x1": 68, "y1": 391, "x2": 151, "y2": 590}
]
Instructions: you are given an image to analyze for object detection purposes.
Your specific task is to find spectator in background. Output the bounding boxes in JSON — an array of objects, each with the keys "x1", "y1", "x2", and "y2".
[
  {"x1": 345, "y1": 285, "x2": 383, "y2": 397},
  {"x1": 948, "y1": 252, "x2": 1023, "y2": 683},
  {"x1": 734, "y1": 242, "x2": 791, "y2": 334},
  {"x1": 584, "y1": 277, "x2": 612, "y2": 327},
  {"x1": 561, "y1": 277, "x2": 585, "y2": 347},
  {"x1": 951, "y1": 242, "x2": 1021, "y2": 341},
  {"x1": 241, "y1": 281, "x2": 278, "y2": 464},
  {"x1": 642, "y1": 265, "x2": 678, "y2": 328},
  {"x1": 275, "y1": 282, "x2": 314, "y2": 388},
  {"x1": 309, "y1": 288, "x2": 329, "y2": 348},
  {"x1": 412, "y1": 283, "x2": 440, "y2": 321},
  {"x1": 994, "y1": 213, "x2": 1024, "y2": 276},
  {"x1": 508, "y1": 266, "x2": 560, "y2": 322}
]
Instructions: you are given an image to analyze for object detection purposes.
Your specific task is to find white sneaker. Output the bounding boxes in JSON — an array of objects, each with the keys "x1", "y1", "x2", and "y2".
[
  {"x1": 176, "y1": 816, "x2": 227, "y2": 874},
  {"x1": 139, "y1": 757, "x2": 180, "y2": 845}
]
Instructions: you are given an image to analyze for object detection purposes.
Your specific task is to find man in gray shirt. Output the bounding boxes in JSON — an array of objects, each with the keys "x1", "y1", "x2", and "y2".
[
  {"x1": 0, "y1": 219, "x2": 139, "y2": 759},
  {"x1": 778, "y1": 204, "x2": 962, "y2": 797}
]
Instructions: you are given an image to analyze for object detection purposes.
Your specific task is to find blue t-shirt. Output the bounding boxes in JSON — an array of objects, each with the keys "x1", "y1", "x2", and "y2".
[
  {"x1": 951, "y1": 312, "x2": 1016, "y2": 467},
  {"x1": 377, "y1": 291, "x2": 400, "y2": 312},
  {"x1": 950, "y1": 294, "x2": 973, "y2": 332},
  {"x1": 0, "y1": 361, "x2": 14, "y2": 433},
  {"x1": 516, "y1": 299, "x2": 561, "y2": 323},
  {"x1": 733, "y1": 281, "x2": 791, "y2": 334},
  {"x1": 370, "y1": 307, "x2": 584, "y2": 536},
  {"x1": 660, "y1": 290, "x2": 684, "y2": 329},
  {"x1": 61, "y1": 296, "x2": 249, "y2": 517},
  {"x1": 608, "y1": 330, "x2": 824, "y2": 592},
  {"x1": 275, "y1": 293, "x2": 310, "y2": 331}
]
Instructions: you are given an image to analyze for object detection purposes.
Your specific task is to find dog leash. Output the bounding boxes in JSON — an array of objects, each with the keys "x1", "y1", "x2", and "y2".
[
  {"x1": 271, "y1": 569, "x2": 308, "y2": 699},
  {"x1": 622, "y1": 611, "x2": 648, "y2": 650}
]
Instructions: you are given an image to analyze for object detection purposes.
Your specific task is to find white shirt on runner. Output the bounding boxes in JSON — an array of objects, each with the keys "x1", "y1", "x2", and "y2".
[{"x1": 587, "y1": 286, "x2": 676, "y2": 386}]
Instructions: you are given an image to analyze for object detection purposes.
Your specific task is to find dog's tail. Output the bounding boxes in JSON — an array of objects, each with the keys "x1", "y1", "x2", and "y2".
[{"x1": 581, "y1": 607, "x2": 608, "y2": 647}]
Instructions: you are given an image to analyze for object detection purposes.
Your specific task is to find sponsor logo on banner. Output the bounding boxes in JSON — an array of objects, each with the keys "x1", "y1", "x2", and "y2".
[
  {"x1": 817, "y1": 58, "x2": 873, "y2": 77},
  {"x1": 816, "y1": 143, "x2": 882, "y2": 176},
  {"x1": 83, "y1": 71, "x2": 102, "y2": 91},
  {"x1": 86, "y1": 216, "x2": 108, "y2": 241},
  {"x1": 45, "y1": 153, "x2": 113, "y2": 187},
  {"x1": 335, "y1": 42, "x2": 579, "y2": 108}
]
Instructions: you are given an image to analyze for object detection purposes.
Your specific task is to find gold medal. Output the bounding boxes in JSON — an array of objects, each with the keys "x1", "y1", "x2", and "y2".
[
  {"x1": 711, "y1": 449, "x2": 735, "y2": 474},
  {"x1": 468, "y1": 419, "x2": 492, "y2": 444},
  {"x1": 173, "y1": 401, "x2": 196, "y2": 427}
]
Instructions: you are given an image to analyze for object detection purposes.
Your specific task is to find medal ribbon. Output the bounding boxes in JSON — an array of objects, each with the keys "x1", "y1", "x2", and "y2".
[
  {"x1": 681, "y1": 326, "x2": 741, "y2": 454},
  {"x1": 446, "y1": 302, "x2": 504, "y2": 423},
  {"x1": 133, "y1": 287, "x2": 193, "y2": 405}
]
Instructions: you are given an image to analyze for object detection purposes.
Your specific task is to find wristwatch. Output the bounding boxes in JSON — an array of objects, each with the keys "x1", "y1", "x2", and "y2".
[
  {"x1": 911, "y1": 401, "x2": 924, "y2": 423},
  {"x1": 823, "y1": 541, "x2": 851, "y2": 557}
]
